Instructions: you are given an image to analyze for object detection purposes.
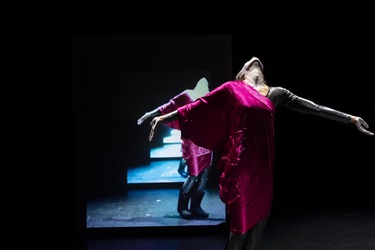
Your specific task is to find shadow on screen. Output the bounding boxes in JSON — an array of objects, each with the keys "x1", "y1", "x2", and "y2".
[{"x1": 72, "y1": 35, "x2": 232, "y2": 233}]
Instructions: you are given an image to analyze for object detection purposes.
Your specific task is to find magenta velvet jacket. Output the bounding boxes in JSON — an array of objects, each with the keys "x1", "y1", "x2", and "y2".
[
  {"x1": 175, "y1": 81, "x2": 352, "y2": 233},
  {"x1": 178, "y1": 81, "x2": 275, "y2": 234},
  {"x1": 158, "y1": 90, "x2": 213, "y2": 176}
]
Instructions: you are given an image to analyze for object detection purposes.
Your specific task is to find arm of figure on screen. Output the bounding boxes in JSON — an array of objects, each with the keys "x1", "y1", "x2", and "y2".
[
  {"x1": 149, "y1": 110, "x2": 179, "y2": 141},
  {"x1": 137, "y1": 108, "x2": 161, "y2": 125}
]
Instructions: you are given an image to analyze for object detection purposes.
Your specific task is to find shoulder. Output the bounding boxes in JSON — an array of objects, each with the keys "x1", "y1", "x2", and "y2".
[
  {"x1": 269, "y1": 86, "x2": 289, "y2": 92},
  {"x1": 221, "y1": 80, "x2": 238, "y2": 88},
  {"x1": 268, "y1": 86, "x2": 282, "y2": 97},
  {"x1": 200, "y1": 81, "x2": 237, "y2": 104},
  {"x1": 267, "y1": 86, "x2": 297, "y2": 108},
  {"x1": 211, "y1": 81, "x2": 238, "y2": 94},
  {"x1": 268, "y1": 86, "x2": 294, "y2": 96}
]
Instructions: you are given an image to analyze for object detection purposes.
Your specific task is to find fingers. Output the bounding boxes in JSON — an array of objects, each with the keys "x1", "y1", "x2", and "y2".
[
  {"x1": 149, "y1": 118, "x2": 158, "y2": 141},
  {"x1": 137, "y1": 114, "x2": 149, "y2": 125},
  {"x1": 359, "y1": 118, "x2": 369, "y2": 129},
  {"x1": 150, "y1": 118, "x2": 156, "y2": 127},
  {"x1": 356, "y1": 118, "x2": 374, "y2": 136},
  {"x1": 137, "y1": 118, "x2": 146, "y2": 125},
  {"x1": 360, "y1": 128, "x2": 374, "y2": 136},
  {"x1": 149, "y1": 128, "x2": 154, "y2": 141}
]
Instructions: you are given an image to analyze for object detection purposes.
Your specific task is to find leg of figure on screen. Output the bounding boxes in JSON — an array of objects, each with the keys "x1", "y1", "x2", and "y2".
[
  {"x1": 177, "y1": 158, "x2": 188, "y2": 178},
  {"x1": 190, "y1": 167, "x2": 209, "y2": 218},
  {"x1": 177, "y1": 175, "x2": 197, "y2": 219}
]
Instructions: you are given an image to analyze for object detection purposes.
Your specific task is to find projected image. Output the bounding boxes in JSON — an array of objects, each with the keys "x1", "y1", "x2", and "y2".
[
  {"x1": 72, "y1": 35, "x2": 231, "y2": 229},
  {"x1": 131, "y1": 77, "x2": 211, "y2": 184},
  {"x1": 128, "y1": 126, "x2": 186, "y2": 183}
]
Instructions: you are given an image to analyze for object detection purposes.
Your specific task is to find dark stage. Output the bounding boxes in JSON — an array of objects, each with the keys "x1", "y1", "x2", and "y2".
[{"x1": 82, "y1": 208, "x2": 375, "y2": 250}]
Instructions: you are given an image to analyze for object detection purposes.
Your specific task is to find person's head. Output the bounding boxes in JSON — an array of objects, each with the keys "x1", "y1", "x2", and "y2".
[{"x1": 235, "y1": 57, "x2": 266, "y2": 86}]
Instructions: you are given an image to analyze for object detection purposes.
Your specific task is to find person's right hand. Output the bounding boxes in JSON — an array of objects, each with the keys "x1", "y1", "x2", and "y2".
[
  {"x1": 149, "y1": 116, "x2": 162, "y2": 141},
  {"x1": 137, "y1": 113, "x2": 150, "y2": 125}
]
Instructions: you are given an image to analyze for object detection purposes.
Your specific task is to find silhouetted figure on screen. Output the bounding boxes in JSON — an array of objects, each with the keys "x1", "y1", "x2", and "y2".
[{"x1": 138, "y1": 77, "x2": 213, "y2": 219}]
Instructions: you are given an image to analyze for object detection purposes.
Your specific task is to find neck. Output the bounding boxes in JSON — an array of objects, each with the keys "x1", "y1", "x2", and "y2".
[
  {"x1": 255, "y1": 85, "x2": 269, "y2": 96},
  {"x1": 243, "y1": 80, "x2": 269, "y2": 96}
]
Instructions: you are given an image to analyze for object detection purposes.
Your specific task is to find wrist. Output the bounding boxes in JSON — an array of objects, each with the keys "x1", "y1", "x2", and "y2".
[
  {"x1": 161, "y1": 110, "x2": 178, "y2": 124},
  {"x1": 147, "y1": 109, "x2": 161, "y2": 118},
  {"x1": 349, "y1": 116, "x2": 357, "y2": 124}
]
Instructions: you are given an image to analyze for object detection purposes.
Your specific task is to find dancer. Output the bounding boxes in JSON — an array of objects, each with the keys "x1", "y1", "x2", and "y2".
[
  {"x1": 137, "y1": 77, "x2": 213, "y2": 219},
  {"x1": 148, "y1": 57, "x2": 373, "y2": 250}
]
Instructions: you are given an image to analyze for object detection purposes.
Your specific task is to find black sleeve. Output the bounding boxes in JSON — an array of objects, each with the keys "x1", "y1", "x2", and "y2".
[{"x1": 268, "y1": 86, "x2": 351, "y2": 123}]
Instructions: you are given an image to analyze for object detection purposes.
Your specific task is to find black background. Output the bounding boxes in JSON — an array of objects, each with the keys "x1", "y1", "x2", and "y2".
[
  {"x1": 71, "y1": 34, "x2": 232, "y2": 201},
  {"x1": 10, "y1": 1, "x2": 374, "y2": 249}
]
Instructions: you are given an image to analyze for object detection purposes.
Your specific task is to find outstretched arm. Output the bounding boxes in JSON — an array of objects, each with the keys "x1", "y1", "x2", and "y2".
[
  {"x1": 149, "y1": 110, "x2": 179, "y2": 141},
  {"x1": 138, "y1": 90, "x2": 193, "y2": 126},
  {"x1": 286, "y1": 96, "x2": 373, "y2": 136},
  {"x1": 137, "y1": 108, "x2": 161, "y2": 125},
  {"x1": 268, "y1": 87, "x2": 373, "y2": 136}
]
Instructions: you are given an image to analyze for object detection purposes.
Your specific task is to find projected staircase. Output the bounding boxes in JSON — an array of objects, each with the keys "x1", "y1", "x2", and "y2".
[
  {"x1": 127, "y1": 128, "x2": 186, "y2": 184},
  {"x1": 150, "y1": 129, "x2": 182, "y2": 159}
]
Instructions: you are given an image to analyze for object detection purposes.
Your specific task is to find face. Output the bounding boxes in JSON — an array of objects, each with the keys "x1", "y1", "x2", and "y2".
[
  {"x1": 243, "y1": 60, "x2": 264, "y2": 85},
  {"x1": 245, "y1": 59, "x2": 263, "y2": 73}
]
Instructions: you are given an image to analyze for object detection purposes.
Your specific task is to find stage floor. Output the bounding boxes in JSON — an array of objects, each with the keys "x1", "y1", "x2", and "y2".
[
  {"x1": 86, "y1": 187, "x2": 226, "y2": 228},
  {"x1": 82, "y1": 207, "x2": 375, "y2": 250}
]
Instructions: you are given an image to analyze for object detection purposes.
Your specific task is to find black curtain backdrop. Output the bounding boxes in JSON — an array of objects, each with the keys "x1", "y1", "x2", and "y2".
[{"x1": 10, "y1": 1, "x2": 374, "y2": 249}]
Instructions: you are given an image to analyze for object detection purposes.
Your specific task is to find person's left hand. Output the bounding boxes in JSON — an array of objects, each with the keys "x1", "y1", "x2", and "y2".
[{"x1": 351, "y1": 116, "x2": 374, "y2": 136}]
